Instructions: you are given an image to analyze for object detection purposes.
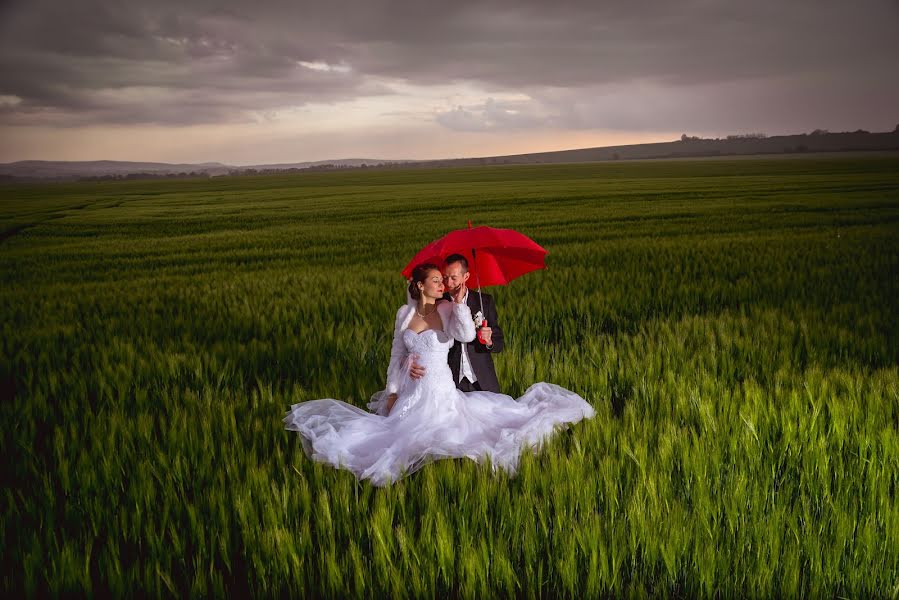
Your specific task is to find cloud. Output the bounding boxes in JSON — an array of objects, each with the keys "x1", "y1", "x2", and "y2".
[
  {"x1": 0, "y1": 0, "x2": 385, "y2": 125},
  {"x1": 435, "y1": 98, "x2": 552, "y2": 132},
  {"x1": 0, "y1": 0, "x2": 897, "y2": 133}
]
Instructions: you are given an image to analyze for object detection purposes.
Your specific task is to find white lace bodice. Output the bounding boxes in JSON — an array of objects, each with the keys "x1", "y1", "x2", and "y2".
[
  {"x1": 401, "y1": 328, "x2": 456, "y2": 395},
  {"x1": 383, "y1": 301, "x2": 476, "y2": 396},
  {"x1": 403, "y1": 328, "x2": 453, "y2": 356}
]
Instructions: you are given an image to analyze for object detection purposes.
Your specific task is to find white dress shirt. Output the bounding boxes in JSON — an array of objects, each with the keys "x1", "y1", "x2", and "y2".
[{"x1": 458, "y1": 289, "x2": 478, "y2": 384}]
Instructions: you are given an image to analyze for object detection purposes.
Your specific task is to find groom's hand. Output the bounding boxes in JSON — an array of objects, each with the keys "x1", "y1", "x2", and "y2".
[
  {"x1": 479, "y1": 326, "x2": 493, "y2": 347},
  {"x1": 409, "y1": 355, "x2": 427, "y2": 379},
  {"x1": 450, "y1": 284, "x2": 467, "y2": 304}
]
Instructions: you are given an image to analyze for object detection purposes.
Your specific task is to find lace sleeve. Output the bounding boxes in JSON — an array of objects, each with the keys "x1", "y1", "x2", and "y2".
[
  {"x1": 369, "y1": 305, "x2": 411, "y2": 415},
  {"x1": 385, "y1": 306, "x2": 410, "y2": 394},
  {"x1": 439, "y1": 301, "x2": 475, "y2": 342}
]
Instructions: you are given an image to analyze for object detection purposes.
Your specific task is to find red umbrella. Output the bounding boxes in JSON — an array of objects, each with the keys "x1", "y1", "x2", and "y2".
[{"x1": 402, "y1": 222, "x2": 548, "y2": 311}]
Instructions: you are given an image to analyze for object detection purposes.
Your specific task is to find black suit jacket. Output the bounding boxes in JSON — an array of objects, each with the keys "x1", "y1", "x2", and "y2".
[{"x1": 444, "y1": 290, "x2": 504, "y2": 393}]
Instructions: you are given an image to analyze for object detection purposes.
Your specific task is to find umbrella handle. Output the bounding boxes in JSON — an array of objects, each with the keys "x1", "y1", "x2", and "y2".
[
  {"x1": 477, "y1": 319, "x2": 489, "y2": 344},
  {"x1": 471, "y1": 247, "x2": 484, "y2": 315}
]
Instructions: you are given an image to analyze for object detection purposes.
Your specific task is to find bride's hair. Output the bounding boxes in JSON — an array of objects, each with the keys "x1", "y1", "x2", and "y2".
[{"x1": 408, "y1": 262, "x2": 440, "y2": 300}]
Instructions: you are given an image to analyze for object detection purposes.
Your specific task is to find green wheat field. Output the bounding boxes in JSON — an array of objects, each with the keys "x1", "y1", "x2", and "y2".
[{"x1": 2, "y1": 156, "x2": 899, "y2": 596}]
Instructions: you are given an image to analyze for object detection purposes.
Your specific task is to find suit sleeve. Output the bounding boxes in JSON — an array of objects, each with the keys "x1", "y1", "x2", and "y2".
[
  {"x1": 385, "y1": 307, "x2": 409, "y2": 394},
  {"x1": 484, "y1": 295, "x2": 504, "y2": 353}
]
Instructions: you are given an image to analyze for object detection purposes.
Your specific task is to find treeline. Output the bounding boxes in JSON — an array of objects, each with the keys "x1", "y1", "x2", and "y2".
[
  {"x1": 77, "y1": 171, "x2": 212, "y2": 182},
  {"x1": 78, "y1": 162, "x2": 413, "y2": 181},
  {"x1": 225, "y1": 162, "x2": 407, "y2": 177},
  {"x1": 681, "y1": 127, "x2": 887, "y2": 143}
]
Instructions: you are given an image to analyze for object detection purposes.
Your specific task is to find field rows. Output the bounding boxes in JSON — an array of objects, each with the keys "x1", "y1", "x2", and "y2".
[{"x1": 2, "y1": 156, "x2": 899, "y2": 596}]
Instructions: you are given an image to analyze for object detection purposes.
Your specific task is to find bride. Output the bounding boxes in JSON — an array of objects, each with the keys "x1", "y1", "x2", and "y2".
[{"x1": 284, "y1": 263, "x2": 595, "y2": 486}]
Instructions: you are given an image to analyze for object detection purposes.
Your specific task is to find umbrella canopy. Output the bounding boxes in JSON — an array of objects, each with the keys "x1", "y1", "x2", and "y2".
[{"x1": 401, "y1": 224, "x2": 547, "y2": 287}]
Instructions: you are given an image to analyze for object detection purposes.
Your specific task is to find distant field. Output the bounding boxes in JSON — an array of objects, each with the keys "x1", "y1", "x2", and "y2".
[{"x1": 2, "y1": 156, "x2": 898, "y2": 596}]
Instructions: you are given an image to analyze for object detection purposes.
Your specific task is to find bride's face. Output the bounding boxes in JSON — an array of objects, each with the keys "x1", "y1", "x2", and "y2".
[{"x1": 419, "y1": 269, "x2": 445, "y2": 300}]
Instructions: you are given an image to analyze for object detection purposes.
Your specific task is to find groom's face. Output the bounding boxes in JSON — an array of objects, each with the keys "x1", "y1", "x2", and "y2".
[{"x1": 442, "y1": 262, "x2": 469, "y2": 294}]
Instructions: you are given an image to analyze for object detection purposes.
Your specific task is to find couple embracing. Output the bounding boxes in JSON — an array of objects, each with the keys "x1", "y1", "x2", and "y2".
[
  {"x1": 285, "y1": 254, "x2": 594, "y2": 487},
  {"x1": 386, "y1": 253, "x2": 503, "y2": 418}
]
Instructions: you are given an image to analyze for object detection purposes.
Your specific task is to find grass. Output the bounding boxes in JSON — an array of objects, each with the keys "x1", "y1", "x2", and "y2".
[{"x1": 2, "y1": 155, "x2": 899, "y2": 596}]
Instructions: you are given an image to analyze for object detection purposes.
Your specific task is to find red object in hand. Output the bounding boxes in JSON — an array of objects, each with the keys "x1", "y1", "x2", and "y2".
[{"x1": 478, "y1": 319, "x2": 489, "y2": 345}]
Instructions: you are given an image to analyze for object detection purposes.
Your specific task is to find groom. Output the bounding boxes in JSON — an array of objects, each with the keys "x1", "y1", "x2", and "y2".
[{"x1": 410, "y1": 254, "x2": 505, "y2": 393}]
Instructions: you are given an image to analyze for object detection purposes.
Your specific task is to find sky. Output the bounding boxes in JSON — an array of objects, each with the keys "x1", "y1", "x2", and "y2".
[{"x1": 1, "y1": 0, "x2": 897, "y2": 165}]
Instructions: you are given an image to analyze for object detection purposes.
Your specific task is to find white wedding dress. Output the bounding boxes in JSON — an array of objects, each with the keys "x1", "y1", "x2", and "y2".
[{"x1": 284, "y1": 300, "x2": 595, "y2": 487}]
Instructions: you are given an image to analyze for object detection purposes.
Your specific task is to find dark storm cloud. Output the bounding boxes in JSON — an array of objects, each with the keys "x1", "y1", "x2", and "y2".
[
  {"x1": 0, "y1": 0, "x2": 380, "y2": 125},
  {"x1": 1, "y1": 0, "x2": 897, "y2": 129}
]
